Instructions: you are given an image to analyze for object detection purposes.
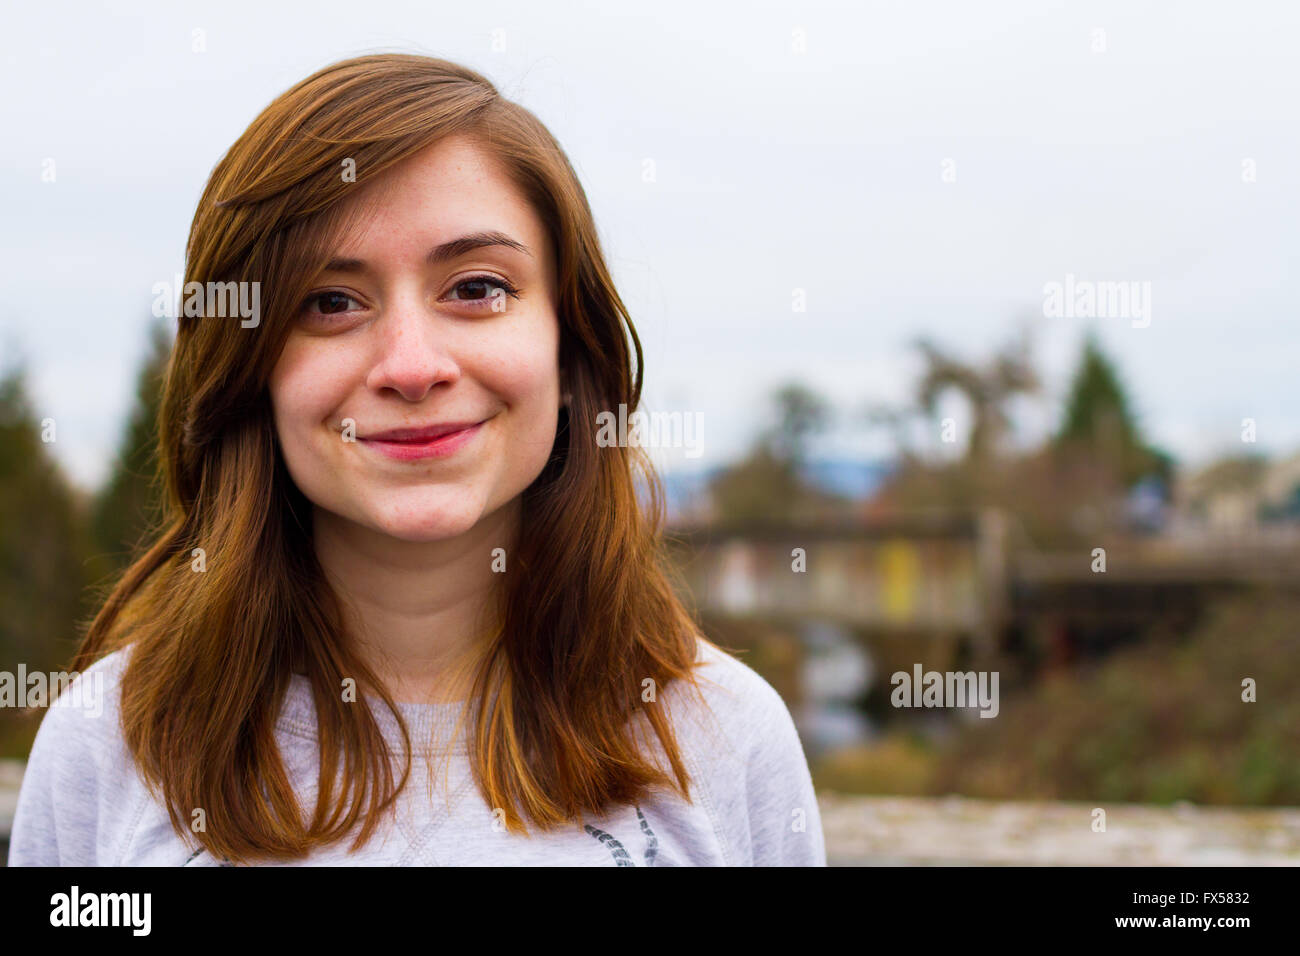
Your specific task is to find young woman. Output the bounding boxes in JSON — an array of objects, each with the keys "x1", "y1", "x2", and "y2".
[{"x1": 10, "y1": 53, "x2": 825, "y2": 866}]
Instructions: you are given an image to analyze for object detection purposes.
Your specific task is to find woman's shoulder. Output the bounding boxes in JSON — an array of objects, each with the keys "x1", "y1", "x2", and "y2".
[
  {"x1": 664, "y1": 635, "x2": 799, "y2": 746},
  {"x1": 8, "y1": 645, "x2": 142, "y2": 866},
  {"x1": 24, "y1": 645, "x2": 132, "y2": 744},
  {"x1": 652, "y1": 634, "x2": 804, "y2": 774},
  {"x1": 655, "y1": 633, "x2": 826, "y2": 865}
]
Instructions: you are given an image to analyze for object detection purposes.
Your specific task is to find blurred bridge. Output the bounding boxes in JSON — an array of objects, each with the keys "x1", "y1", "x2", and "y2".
[
  {"x1": 665, "y1": 511, "x2": 1300, "y2": 660},
  {"x1": 666, "y1": 512, "x2": 999, "y2": 639}
]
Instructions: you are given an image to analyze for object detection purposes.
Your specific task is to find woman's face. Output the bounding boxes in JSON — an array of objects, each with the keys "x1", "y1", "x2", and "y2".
[{"x1": 269, "y1": 135, "x2": 562, "y2": 542}]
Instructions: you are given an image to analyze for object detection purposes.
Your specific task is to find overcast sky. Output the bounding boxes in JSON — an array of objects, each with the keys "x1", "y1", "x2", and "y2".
[{"x1": 3, "y1": 0, "x2": 1297, "y2": 491}]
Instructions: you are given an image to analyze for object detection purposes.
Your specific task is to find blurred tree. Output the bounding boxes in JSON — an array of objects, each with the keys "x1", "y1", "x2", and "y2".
[
  {"x1": 764, "y1": 383, "x2": 830, "y2": 463},
  {"x1": 1052, "y1": 330, "x2": 1172, "y2": 488},
  {"x1": 915, "y1": 326, "x2": 1040, "y2": 468},
  {"x1": 859, "y1": 401, "x2": 922, "y2": 467},
  {"x1": 929, "y1": 589, "x2": 1300, "y2": 805},
  {"x1": 707, "y1": 383, "x2": 846, "y2": 523},
  {"x1": 89, "y1": 317, "x2": 172, "y2": 573},
  {"x1": 0, "y1": 363, "x2": 95, "y2": 753},
  {"x1": 868, "y1": 328, "x2": 1040, "y2": 515},
  {"x1": 818, "y1": 588, "x2": 1300, "y2": 806},
  {"x1": 868, "y1": 328, "x2": 1179, "y2": 543}
]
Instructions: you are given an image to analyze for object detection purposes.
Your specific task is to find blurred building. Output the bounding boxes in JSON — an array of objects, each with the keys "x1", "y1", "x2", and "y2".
[{"x1": 1172, "y1": 451, "x2": 1300, "y2": 539}]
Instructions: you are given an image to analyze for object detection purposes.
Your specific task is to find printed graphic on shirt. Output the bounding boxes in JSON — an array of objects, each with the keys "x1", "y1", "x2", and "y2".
[
  {"x1": 583, "y1": 806, "x2": 658, "y2": 866},
  {"x1": 181, "y1": 846, "x2": 232, "y2": 866},
  {"x1": 180, "y1": 805, "x2": 662, "y2": 866}
]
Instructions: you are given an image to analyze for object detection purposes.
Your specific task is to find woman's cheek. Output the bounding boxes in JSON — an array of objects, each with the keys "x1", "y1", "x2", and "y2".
[
  {"x1": 479, "y1": 318, "x2": 560, "y2": 400},
  {"x1": 271, "y1": 346, "x2": 356, "y2": 469}
]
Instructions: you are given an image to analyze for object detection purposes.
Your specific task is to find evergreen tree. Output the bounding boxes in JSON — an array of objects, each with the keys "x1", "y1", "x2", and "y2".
[
  {"x1": 0, "y1": 364, "x2": 94, "y2": 752},
  {"x1": 89, "y1": 317, "x2": 172, "y2": 572},
  {"x1": 1054, "y1": 331, "x2": 1170, "y2": 487}
]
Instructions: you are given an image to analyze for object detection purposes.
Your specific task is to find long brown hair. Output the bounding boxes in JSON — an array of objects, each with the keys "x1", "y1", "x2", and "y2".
[{"x1": 71, "y1": 53, "x2": 710, "y2": 862}]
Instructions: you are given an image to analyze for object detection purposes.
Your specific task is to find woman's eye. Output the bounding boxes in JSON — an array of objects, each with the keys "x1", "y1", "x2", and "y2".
[
  {"x1": 301, "y1": 291, "x2": 363, "y2": 316},
  {"x1": 446, "y1": 276, "x2": 520, "y2": 308}
]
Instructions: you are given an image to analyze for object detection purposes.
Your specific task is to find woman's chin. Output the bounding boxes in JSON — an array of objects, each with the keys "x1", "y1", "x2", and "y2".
[
  {"x1": 373, "y1": 519, "x2": 475, "y2": 544},
  {"x1": 367, "y1": 503, "x2": 485, "y2": 543}
]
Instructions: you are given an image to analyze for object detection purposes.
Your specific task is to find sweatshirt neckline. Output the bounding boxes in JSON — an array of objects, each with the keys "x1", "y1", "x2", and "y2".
[{"x1": 277, "y1": 672, "x2": 471, "y2": 755}]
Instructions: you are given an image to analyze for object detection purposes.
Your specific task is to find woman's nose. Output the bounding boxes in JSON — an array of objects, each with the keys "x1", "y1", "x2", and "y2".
[{"x1": 364, "y1": 295, "x2": 461, "y2": 402}]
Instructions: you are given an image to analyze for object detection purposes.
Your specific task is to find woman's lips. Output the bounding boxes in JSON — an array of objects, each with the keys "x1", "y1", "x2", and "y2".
[{"x1": 358, "y1": 421, "x2": 484, "y2": 461}]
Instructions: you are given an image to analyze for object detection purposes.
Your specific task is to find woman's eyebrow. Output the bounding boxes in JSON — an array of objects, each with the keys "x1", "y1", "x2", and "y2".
[
  {"x1": 428, "y1": 231, "x2": 532, "y2": 264},
  {"x1": 322, "y1": 231, "x2": 532, "y2": 273}
]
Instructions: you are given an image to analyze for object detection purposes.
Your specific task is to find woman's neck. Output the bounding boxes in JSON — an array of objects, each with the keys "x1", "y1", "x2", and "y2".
[{"x1": 311, "y1": 497, "x2": 519, "y2": 704}]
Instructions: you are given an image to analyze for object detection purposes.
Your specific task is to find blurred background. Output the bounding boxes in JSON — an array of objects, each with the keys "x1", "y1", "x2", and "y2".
[{"x1": 2, "y1": 0, "x2": 1299, "y2": 864}]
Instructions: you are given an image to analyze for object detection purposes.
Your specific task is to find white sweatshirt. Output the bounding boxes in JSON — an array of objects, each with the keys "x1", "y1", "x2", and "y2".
[{"x1": 9, "y1": 638, "x2": 826, "y2": 866}]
